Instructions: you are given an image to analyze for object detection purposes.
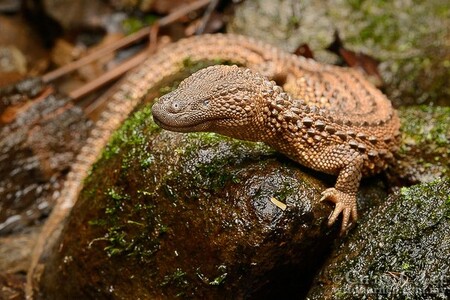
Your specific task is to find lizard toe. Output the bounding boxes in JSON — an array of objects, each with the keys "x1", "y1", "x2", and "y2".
[
  {"x1": 320, "y1": 188, "x2": 339, "y2": 203},
  {"x1": 321, "y1": 187, "x2": 358, "y2": 233}
]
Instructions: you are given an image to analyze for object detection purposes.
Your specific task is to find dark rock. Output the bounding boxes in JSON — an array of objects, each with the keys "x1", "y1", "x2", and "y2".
[
  {"x1": 0, "y1": 78, "x2": 45, "y2": 113},
  {"x1": 37, "y1": 104, "x2": 387, "y2": 299},
  {"x1": 307, "y1": 179, "x2": 450, "y2": 300},
  {"x1": 0, "y1": 91, "x2": 91, "y2": 234}
]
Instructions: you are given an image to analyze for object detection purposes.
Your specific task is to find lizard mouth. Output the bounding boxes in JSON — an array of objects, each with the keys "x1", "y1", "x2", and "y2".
[
  {"x1": 152, "y1": 102, "x2": 232, "y2": 132},
  {"x1": 152, "y1": 112, "x2": 226, "y2": 133},
  {"x1": 152, "y1": 114, "x2": 195, "y2": 131}
]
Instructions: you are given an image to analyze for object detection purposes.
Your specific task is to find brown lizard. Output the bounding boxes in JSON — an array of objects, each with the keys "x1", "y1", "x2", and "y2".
[
  {"x1": 152, "y1": 54, "x2": 400, "y2": 234},
  {"x1": 27, "y1": 34, "x2": 399, "y2": 296}
]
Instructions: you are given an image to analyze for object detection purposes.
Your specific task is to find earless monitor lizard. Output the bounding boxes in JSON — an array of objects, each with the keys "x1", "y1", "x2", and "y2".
[
  {"x1": 152, "y1": 36, "x2": 400, "y2": 234},
  {"x1": 28, "y1": 34, "x2": 401, "y2": 297}
]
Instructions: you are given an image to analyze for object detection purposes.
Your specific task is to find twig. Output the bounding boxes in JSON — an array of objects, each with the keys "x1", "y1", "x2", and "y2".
[
  {"x1": 68, "y1": 50, "x2": 148, "y2": 101},
  {"x1": 41, "y1": 0, "x2": 211, "y2": 83},
  {"x1": 148, "y1": 23, "x2": 160, "y2": 53},
  {"x1": 158, "y1": 0, "x2": 210, "y2": 27},
  {"x1": 82, "y1": 0, "x2": 212, "y2": 114},
  {"x1": 196, "y1": 0, "x2": 219, "y2": 34},
  {"x1": 41, "y1": 27, "x2": 151, "y2": 83}
]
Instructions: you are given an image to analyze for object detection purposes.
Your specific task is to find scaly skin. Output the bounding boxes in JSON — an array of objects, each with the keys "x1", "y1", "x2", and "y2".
[
  {"x1": 27, "y1": 34, "x2": 400, "y2": 297},
  {"x1": 152, "y1": 66, "x2": 400, "y2": 232}
]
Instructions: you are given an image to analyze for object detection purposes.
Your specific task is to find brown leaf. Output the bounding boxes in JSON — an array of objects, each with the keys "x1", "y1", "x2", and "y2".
[
  {"x1": 294, "y1": 43, "x2": 314, "y2": 59},
  {"x1": 327, "y1": 31, "x2": 383, "y2": 87}
]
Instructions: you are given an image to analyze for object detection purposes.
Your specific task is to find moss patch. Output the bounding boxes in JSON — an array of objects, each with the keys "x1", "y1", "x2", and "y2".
[
  {"x1": 230, "y1": 0, "x2": 450, "y2": 105},
  {"x1": 308, "y1": 179, "x2": 450, "y2": 299},
  {"x1": 393, "y1": 105, "x2": 450, "y2": 183}
]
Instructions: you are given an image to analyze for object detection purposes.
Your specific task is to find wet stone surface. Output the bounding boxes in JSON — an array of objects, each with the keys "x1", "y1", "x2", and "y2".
[
  {"x1": 0, "y1": 84, "x2": 91, "y2": 234},
  {"x1": 0, "y1": 78, "x2": 45, "y2": 114},
  {"x1": 391, "y1": 105, "x2": 450, "y2": 184},
  {"x1": 38, "y1": 104, "x2": 387, "y2": 299},
  {"x1": 307, "y1": 179, "x2": 450, "y2": 300}
]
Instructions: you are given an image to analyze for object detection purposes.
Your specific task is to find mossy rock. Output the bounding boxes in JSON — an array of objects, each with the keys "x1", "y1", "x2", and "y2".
[
  {"x1": 307, "y1": 179, "x2": 450, "y2": 299},
  {"x1": 392, "y1": 105, "x2": 450, "y2": 184},
  {"x1": 229, "y1": 0, "x2": 450, "y2": 106},
  {"x1": 37, "y1": 102, "x2": 387, "y2": 299}
]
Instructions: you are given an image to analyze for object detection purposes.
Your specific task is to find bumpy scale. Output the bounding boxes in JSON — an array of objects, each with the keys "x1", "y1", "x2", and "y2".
[
  {"x1": 152, "y1": 65, "x2": 400, "y2": 233},
  {"x1": 29, "y1": 34, "x2": 400, "y2": 298}
]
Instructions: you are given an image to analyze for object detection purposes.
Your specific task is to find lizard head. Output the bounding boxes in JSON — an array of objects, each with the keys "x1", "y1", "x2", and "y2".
[{"x1": 152, "y1": 65, "x2": 267, "y2": 140}]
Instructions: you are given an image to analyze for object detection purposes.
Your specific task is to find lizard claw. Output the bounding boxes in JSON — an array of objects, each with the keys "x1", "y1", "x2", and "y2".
[{"x1": 320, "y1": 188, "x2": 358, "y2": 234}]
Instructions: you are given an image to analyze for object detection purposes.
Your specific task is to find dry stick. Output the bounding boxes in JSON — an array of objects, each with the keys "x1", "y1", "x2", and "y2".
[
  {"x1": 195, "y1": 0, "x2": 220, "y2": 34},
  {"x1": 81, "y1": 28, "x2": 160, "y2": 116},
  {"x1": 41, "y1": 0, "x2": 211, "y2": 83},
  {"x1": 81, "y1": 24, "x2": 161, "y2": 116},
  {"x1": 41, "y1": 28, "x2": 151, "y2": 83},
  {"x1": 147, "y1": 23, "x2": 160, "y2": 53},
  {"x1": 68, "y1": 50, "x2": 148, "y2": 101},
  {"x1": 81, "y1": 51, "x2": 151, "y2": 116},
  {"x1": 81, "y1": 0, "x2": 211, "y2": 114},
  {"x1": 157, "y1": 0, "x2": 210, "y2": 27}
]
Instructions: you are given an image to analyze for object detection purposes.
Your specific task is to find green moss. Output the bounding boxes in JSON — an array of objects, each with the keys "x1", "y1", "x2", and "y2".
[
  {"x1": 401, "y1": 262, "x2": 410, "y2": 271},
  {"x1": 209, "y1": 265, "x2": 228, "y2": 286},
  {"x1": 87, "y1": 58, "x2": 255, "y2": 262},
  {"x1": 122, "y1": 15, "x2": 158, "y2": 34},
  {"x1": 274, "y1": 181, "x2": 296, "y2": 202},
  {"x1": 102, "y1": 104, "x2": 160, "y2": 161},
  {"x1": 161, "y1": 268, "x2": 189, "y2": 297},
  {"x1": 169, "y1": 132, "x2": 273, "y2": 195},
  {"x1": 396, "y1": 105, "x2": 450, "y2": 181},
  {"x1": 195, "y1": 265, "x2": 228, "y2": 286},
  {"x1": 104, "y1": 227, "x2": 128, "y2": 257},
  {"x1": 105, "y1": 187, "x2": 129, "y2": 215},
  {"x1": 400, "y1": 105, "x2": 450, "y2": 148},
  {"x1": 313, "y1": 179, "x2": 450, "y2": 299},
  {"x1": 329, "y1": 0, "x2": 450, "y2": 105}
]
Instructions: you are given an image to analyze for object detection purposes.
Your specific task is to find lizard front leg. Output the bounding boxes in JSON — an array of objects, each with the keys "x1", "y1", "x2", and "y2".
[{"x1": 320, "y1": 150, "x2": 363, "y2": 234}]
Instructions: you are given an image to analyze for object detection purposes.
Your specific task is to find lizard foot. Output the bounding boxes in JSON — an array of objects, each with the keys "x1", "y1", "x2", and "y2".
[{"x1": 320, "y1": 188, "x2": 358, "y2": 234}]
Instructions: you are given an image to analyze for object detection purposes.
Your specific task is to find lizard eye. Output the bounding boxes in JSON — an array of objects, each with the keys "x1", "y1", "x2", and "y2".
[
  {"x1": 170, "y1": 101, "x2": 181, "y2": 112},
  {"x1": 202, "y1": 99, "x2": 210, "y2": 107}
]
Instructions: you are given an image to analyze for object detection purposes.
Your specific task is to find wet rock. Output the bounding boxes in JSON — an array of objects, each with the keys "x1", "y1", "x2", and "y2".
[
  {"x1": 392, "y1": 105, "x2": 450, "y2": 184},
  {"x1": 229, "y1": 0, "x2": 450, "y2": 105},
  {"x1": 37, "y1": 104, "x2": 387, "y2": 299},
  {"x1": 228, "y1": 0, "x2": 336, "y2": 62},
  {"x1": 0, "y1": 78, "x2": 45, "y2": 114},
  {"x1": 0, "y1": 87, "x2": 91, "y2": 234},
  {"x1": 307, "y1": 179, "x2": 450, "y2": 299}
]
